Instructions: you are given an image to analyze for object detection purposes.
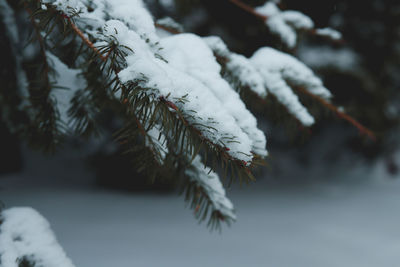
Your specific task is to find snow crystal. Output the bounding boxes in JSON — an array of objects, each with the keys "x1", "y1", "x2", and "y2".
[{"x1": 0, "y1": 207, "x2": 75, "y2": 267}]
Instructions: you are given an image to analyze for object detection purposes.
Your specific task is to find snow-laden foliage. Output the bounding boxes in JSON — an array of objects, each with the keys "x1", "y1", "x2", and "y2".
[
  {"x1": 0, "y1": 0, "x2": 346, "y2": 227},
  {"x1": 255, "y1": 1, "x2": 314, "y2": 49},
  {"x1": 204, "y1": 36, "x2": 267, "y2": 99},
  {"x1": 255, "y1": 1, "x2": 342, "y2": 48},
  {"x1": 42, "y1": 0, "x2": 267, "y2": 163},
  {"x1": 205, "y1": 36, "x2": 332, "y2": 126},
  {"x1": 250, "y1": 47, "x2": 332, "y2": 126},
  {"x1": 185, "y1": 156, "x2": 236, "y2": 226},
  {"x1": 0, "y1": 207, "x2": 75, "y2": 267}
]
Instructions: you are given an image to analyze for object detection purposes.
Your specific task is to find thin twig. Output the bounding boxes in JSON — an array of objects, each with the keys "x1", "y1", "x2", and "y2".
[
  {"x1": 294, "y1": 86, "x2": 376, "y2": 140},
  {"x1": 228, "y1": 0, "x2": 268, "y2": 21},
  {"x1": 154, "y1": 23, "x2": 182, "y2": 34},
  {"x1": 65, "y1": 16, "x2": 107, "y2": 61}
]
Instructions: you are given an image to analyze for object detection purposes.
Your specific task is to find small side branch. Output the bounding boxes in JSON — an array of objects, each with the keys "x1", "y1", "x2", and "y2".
[
  {"x1": 295, "y1": 86, "x2": 376, "y2": 141},
  {"x1": 227, "y1": 0, "x2": 343, "y2": 43},
  {"x1": 65, "y1": 16, "x2": 107, "y2": 61},
  {"x1": 228, "y1": 0, "x2": 268, "y2": 21}
]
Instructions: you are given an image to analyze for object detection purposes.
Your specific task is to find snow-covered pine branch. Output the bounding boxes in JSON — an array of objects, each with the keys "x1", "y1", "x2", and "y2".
[
  {"x1": 12, "y1": 0, "x2": 269, "y2": 224},
  {"x1": 39, "y1": 0, "x2": 267, "y2": 163},
  {"x1": 255, "y1": 1, "x2": 314, "y2": 49},
  {"x1": 0, "y1": 207, "x2": 75, "y2": 267},
  {"x1": 0, "y1": 0, "x2": 374, "y2": 228},
  {"x1": 204, "y1": 36, "x2": 332, "y2": 126},
  {"x1": 185, "y1": 156, "x2": 236, "y2": 229},
  {"x1": 230, "y1": 0, "x2": 343, "y2": 49}
]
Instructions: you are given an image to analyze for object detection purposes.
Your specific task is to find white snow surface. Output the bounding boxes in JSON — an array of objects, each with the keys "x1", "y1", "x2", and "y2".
[
  {"x1": 255, "y1": 1, "x2": 314, "y2": 48},
  {"x1": 204, "y1": 36, "x2": 267, "y2": 98},
  {"x1": 158, "y1": 34, "x2": 267, "y2": 158},
  {"x1": 185, "y1": 156, "x2": 236, "y2": 220},
  {"x1": 1, "y1": 148, "x2": 400, "y2": 267},
  {"x1": 251, "y1": 47, "x2": 332, "y2": 126},
  {"x1": 0, "y1": 207, "x2": 75, "y2": 267},
  {"x1": 43, "y1": 0, "x2": 157, "y2": 40}
]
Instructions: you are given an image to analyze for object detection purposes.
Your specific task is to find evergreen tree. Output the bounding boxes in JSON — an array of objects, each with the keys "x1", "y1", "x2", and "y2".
[
  {"x1": 0, "y1": 0, "x2": 375, "y2": 232},
  {"x1": 1, "y1": 0, "x2": 388, "y2": 265}
]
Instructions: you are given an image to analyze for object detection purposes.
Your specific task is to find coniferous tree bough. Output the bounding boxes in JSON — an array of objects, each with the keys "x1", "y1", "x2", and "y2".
[{"x1": 0, "y1": 0, "x2": 374, "y2": 229}]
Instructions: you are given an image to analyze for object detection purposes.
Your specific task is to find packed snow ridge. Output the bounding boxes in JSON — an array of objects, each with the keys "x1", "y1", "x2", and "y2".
[
  {"x1": 255, "y1": 1, "x2": 314, "y2": 49},
  {"x1": 0, "y1": 207, "x2": 75, "y2": 267}
]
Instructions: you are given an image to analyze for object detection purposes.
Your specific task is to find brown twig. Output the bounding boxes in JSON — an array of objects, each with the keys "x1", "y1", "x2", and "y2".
[
  {"x1": 154, "y1": 23, "x2": 182, "y2": 34},
  {"x1": 65, "y1": 16, "x2": 108, "y2": 61},
  {"x1": 228, "y1": 0, "x2": 268, "y2": 21},
  {"x1": 295, "y1": 86, "x2": 376, "y2": 141}
]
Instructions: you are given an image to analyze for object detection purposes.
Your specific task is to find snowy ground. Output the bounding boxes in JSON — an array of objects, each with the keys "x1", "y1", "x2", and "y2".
[{"x1": 1, "y1": 149, "x2": 400, "y2": 267}]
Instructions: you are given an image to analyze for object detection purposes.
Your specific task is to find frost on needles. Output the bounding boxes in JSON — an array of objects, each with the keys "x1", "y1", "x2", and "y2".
[{"x1": 0, "y1": 0, "x2": 348, "y2": 228}]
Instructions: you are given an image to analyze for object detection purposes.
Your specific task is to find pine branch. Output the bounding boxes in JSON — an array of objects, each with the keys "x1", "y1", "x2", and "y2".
[
  {"x1": 229, "y1": 0, "x2": 268, "y2": 21},
  {"x1": 204, "y1": 36, "x2": 376, "y2": 140},
  {"x1": 294, "y1": 86, "x2": 376, "y2": 140},
  {"x1": 22, "y1": 3, "x2": 64, "y2": 151},
  {"x1": 227, "y1": 0, "x2": 344, "y2": 44},
  {"x1": 57, "y1": 11, "x2": 255, "y2": 182}
]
